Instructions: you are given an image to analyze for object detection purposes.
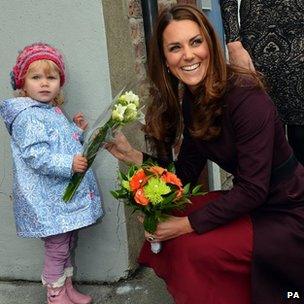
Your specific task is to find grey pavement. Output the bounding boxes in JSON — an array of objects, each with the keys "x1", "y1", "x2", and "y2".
[{"x1": 0, "y1": 267, "x2": 174, "y2": 304}]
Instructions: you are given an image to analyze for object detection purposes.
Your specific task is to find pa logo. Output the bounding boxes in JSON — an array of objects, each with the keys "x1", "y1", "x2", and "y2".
[{"x1": 287, "y1": 291, "x2": 300, "y2": 299}]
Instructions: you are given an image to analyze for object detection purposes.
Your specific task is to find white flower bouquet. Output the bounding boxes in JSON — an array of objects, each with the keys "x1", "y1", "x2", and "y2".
[{"x1": 63, "y1": 89, "x2": 144, "y2": 202}]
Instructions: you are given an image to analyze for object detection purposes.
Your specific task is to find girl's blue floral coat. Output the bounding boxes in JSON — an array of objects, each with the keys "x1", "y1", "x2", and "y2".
[{"x1": 0, "y1": 97, "x2": 103, "y2": 238}]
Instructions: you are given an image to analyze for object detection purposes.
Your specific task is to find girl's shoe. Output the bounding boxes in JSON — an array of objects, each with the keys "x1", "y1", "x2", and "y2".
[
  {"x1": 47, "y1": 285, "x2": 74, "y2": 304},
  {"x1": 65, "y1": 276, "x2": 93, "y2": 304}
]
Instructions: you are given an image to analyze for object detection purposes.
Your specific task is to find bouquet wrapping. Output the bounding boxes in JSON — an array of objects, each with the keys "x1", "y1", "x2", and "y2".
[
  {"x1": 63, "y1": 89, "x2": 144, "y2": 202},
  {"x1": 111, "y1": 162, "x2": 203, "y2": 253}
]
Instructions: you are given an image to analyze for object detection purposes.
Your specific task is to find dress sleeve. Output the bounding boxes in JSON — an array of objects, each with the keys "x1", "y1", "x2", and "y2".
[
  {"x1": 12, "y1": 110, "x2": 74, "y2": 178},
  {"x1": 220, "y1": 0, "x2": 241, "y2": 43},
  {"x1": 175, "y1": 129, "x2": 207, "y2": 185},
  {"x1": 188, "y1": 89, "x2": 276, "y2": 233},
  {"x1": 143, "y1": 129, "x2": 207, "y2": 186}
]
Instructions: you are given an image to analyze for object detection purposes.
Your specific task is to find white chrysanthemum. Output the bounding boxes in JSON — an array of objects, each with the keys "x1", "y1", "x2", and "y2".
[
  {"x1": 126, "y1": 103, "x2": 137, "y2": 111},
  {"x1": 124, "y1": 91, "x2": 139, "y2": 106},
  {"x1": 112, "y1": 104, "x2": 127, "y2": 121},
  {"x1": 124, "y1": 107, "x2": 138, "y2": 122}
]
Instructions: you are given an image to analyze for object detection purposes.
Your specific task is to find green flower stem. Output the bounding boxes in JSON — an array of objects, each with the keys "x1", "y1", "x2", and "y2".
[
  {"x1": 62, "y1": 172, "x2": 85, "y2": 203},
  {"x1": 62, "y1": 119, "x2": 118, "y2": 202},
  {"x1": 143, "y1": 214, "x2": 158, "y2": 233}
]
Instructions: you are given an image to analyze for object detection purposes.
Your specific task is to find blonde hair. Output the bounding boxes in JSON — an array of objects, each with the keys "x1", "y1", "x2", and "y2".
[{"x1": 16, "y1": 59, "x2": 64, "y2": 106}]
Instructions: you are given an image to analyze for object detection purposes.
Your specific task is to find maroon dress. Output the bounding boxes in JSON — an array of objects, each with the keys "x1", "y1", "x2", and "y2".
[{"x1": 138, "y1": 85, "x2": 304, "y2": 304}]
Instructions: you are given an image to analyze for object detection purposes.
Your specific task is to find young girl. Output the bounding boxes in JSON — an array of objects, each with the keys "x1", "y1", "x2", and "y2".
[{"x1": 0, "y1": 43, "x2": 102, "y2": 304}]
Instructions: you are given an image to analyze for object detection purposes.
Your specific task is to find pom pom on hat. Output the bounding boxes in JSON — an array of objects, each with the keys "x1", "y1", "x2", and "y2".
[{"x1": 11, "y1": 42, "x2": 65, "y2": 90}]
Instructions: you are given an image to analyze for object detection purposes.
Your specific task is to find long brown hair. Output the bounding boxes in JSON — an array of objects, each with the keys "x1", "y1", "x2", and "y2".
[{"x1": 144, "y1": 4, "x2": 263, "y2": 156}]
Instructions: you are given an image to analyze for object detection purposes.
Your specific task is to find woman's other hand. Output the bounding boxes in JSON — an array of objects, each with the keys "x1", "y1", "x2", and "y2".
[
  {"x1": 144, "y1": 216, "x2": 194, "y2": 242},
  {"x1": 105, "y1": 132, "x2": 143, "y2": 165},
  {"x1": 227, "y1": 41, "x2": 255, "y2": 72}
]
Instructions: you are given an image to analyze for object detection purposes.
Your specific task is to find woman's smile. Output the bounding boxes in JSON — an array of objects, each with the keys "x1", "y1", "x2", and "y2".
[{"x1": 181, "y1": 63, "x2": 201, "y2": 72}]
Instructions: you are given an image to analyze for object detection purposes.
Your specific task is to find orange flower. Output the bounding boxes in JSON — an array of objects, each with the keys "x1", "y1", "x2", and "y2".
[
  {"x1": 130, "y1": 169, "x2": 147, "y2": 192},
  {"x1": 134, "y1": 188, "x2": 149, "y2": 205},
  {"x1": 148, "y1": 166, "x2": 166, "y2": 176},
  {"x1": 162, "y1": 171, "x2": 183, "y2": 188}
]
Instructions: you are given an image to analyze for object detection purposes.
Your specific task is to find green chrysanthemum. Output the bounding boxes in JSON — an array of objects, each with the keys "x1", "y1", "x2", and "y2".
[
  {"x1": 121, "y1": 180, "x2": 130, "y2": 191},
  {"x1": 143, "y1": 177, "x2": 171, "y2": 205}
]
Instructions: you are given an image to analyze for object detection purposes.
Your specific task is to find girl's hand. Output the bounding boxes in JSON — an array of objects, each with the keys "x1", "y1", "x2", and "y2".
[
  {"x1": 73, "y1": 112, "x2": 88, "y2": 130},
  {"x1": 143, "y1": 216, "x2": 194, "y2": 242},
  {"x1": 105, "y1": 132, "x2": 143, "y2": 165},
  {"x1": 72, "y1": 155, "x2": 88, "y2": 173},
  {"x1": 227, "y1": 41, "x2": 255, "y2": 72}
]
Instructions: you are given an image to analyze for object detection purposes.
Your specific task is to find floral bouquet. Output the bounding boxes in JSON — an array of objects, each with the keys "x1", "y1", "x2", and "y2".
[
  {"x1": 62, "y1": 89, "x2": 144, "y2": 202},
  {"x1": 111, "y1": 162, "x2": 203, "y2": 253}
]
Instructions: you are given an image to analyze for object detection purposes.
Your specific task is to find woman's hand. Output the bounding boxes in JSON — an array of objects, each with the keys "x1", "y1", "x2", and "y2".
[
  {"x1": 105, "y1": 132, "x2": 143, "y2": 165},
  {"x1": 144, "y1": 216, "x2": 194, "y2": 242},
  {"x1": 227, "y1": 41, "x2": 255, "y2": 72},
  {"x1": 73, "y1": 112, "x2": 88, "y2": 130}
]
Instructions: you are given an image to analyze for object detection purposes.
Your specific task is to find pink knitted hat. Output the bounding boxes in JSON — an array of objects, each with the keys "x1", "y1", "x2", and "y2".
[{"x1": 11, "y1": 42, "x2": 65, "y2": 90}]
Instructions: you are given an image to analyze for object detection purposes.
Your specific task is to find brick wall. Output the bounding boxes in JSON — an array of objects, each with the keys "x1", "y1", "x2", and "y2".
[
  {"x1": 127, "y1": 0, "x2": 147, "y2": 79},
  {"x1": 158, "y1": 0, "x2": 177, "y2": 12}
]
